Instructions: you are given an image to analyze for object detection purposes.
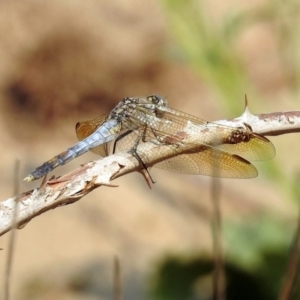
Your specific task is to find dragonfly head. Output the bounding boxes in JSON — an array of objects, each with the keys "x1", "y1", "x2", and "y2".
[
  {"x1": 146, "y1": 95, "x2": 168, "y2": 107},
  {"x1": 145, "y1": 95, "x2": 168, "y2": 118}
]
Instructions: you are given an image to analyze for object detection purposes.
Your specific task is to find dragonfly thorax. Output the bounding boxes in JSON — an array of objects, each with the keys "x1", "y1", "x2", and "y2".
[
  {"x1": 108, "y1": 95, "x2": 169, "y2": 124},
  {"x1": 108, "y1": 97, "x2": 139, "y2": 122}
]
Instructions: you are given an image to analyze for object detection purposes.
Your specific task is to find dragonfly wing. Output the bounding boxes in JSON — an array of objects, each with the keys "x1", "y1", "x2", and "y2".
[
  {"x1": 76, "y1": 115, "x2": 109, "y2": 157},
  {"x1": 154, "y1": 146, "x2": 258, "y2": 178},
  {"x1": 216, "y1": 132, "x2": 275, "y2": 161},
  {"x1": 109, "y1": 120, "x2": 258, "y2": 178},
  {"x1": 155, "y1": 108, "x2": 275, "y2": 161}
]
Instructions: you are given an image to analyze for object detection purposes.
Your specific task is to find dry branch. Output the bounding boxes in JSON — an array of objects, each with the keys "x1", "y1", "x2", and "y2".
[{"x1": 1, "y1": 106, "x2": 300, "y2": 236}]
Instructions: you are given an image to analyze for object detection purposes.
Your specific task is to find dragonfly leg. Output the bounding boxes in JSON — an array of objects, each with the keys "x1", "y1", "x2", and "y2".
[
  {"x1": 112, "y1": 127, "x2": 155, "y2": 183},
  {"x1": 112, "y1": 130, "x2": 133, "y2": 154},
  {"x1": 130, "y1": 126, "x2": 156, "y2": 184},
  {"x1": 130, "y1": 148, "x2": 156, "y2": 184}
]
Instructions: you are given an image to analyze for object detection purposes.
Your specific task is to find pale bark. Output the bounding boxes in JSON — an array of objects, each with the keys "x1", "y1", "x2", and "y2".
[{"x1": 1, "y1": 106, "x2": 300, "y2": 236}]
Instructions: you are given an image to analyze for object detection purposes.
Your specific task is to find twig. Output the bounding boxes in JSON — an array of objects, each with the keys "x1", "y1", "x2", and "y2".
[{"x1": 1, "y1": 108, "x2": 300, "y2": 236}]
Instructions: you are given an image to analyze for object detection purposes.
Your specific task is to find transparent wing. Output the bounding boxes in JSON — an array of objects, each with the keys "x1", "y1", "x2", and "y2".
[
  {"x1": 113, "y1": 106, "x2": 274, "y2": 178},
  {"x1": 107, "y1": 123, "x2": 257, "y2": 178},
  {"x1": 215, "y1": 133, "x2": 274, "y2": 161},
  {"x1": 153, "y1": 146, "x2": 258, "y2": 178},
  {"x1": 154, "y1": 107, "x2": 276, "y2": 161}
]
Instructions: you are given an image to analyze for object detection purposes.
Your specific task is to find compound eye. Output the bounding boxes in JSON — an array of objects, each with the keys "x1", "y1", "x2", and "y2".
[
  {"x1": 147, "y1": 95, "x2": 157, "y2": 104},
  {"x1": 147, "y1": 95, "x2": 164, "y2": 104}
]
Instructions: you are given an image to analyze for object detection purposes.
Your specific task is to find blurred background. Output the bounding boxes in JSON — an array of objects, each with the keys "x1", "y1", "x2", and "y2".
[{"x1": 0, "y1": 0, "x2": 300, "y2": 299}]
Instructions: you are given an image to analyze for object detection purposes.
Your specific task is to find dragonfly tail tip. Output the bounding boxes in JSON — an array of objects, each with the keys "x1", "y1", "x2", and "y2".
[{"x1": 23, "y1": 175, "x2": 34, "y2": 182}]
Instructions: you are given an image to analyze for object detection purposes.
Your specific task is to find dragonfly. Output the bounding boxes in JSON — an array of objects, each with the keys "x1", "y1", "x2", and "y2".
[{"x1": 24, "y1": 95, "x2": 275, "y2": 182}]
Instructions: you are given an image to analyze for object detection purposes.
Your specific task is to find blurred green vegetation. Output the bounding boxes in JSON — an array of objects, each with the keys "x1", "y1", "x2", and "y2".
[
  {"x1": 223, "y1": 215, "x2": 294, "y2": 268},
  {"x1": 153, "y1": 0, "x2": 300, "y2": 299},
  {"x1": 161, "y1": 0, "x2": 300, "y2": 113},
  {"x1": 161, "y1": 0, "x2": 250, "y2": 115},
  {"x1": 150, "y1": 249, "x2": 300, "y2": 300}
]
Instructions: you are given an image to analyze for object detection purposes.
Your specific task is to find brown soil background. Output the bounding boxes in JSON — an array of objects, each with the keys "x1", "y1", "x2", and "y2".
[{"x1": 0, "y1": 0, "x2": 298, "y2": 299}]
